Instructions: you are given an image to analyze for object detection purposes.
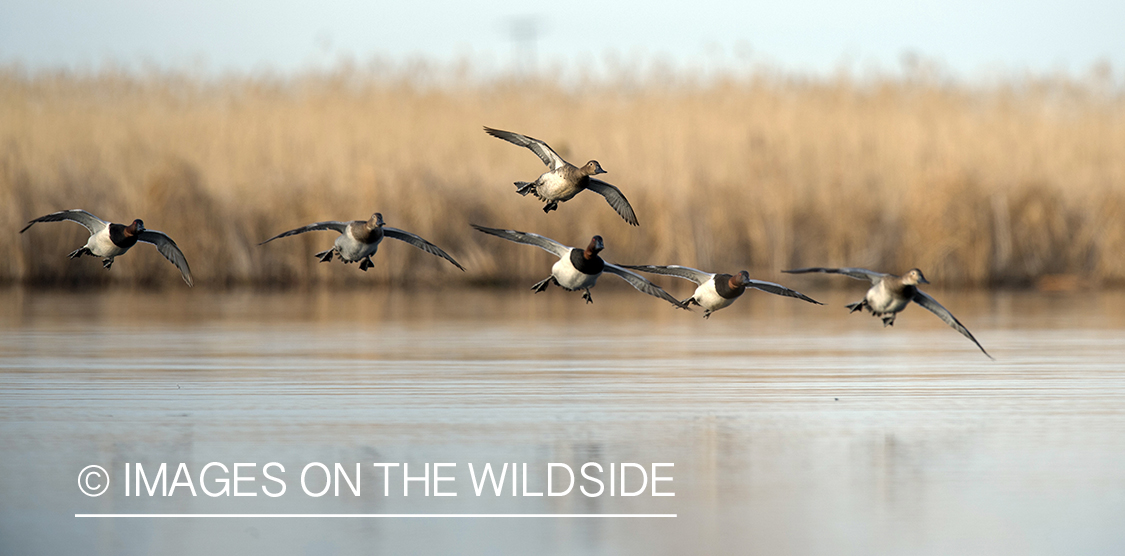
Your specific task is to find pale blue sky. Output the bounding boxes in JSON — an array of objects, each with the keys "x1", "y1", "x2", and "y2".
[{"x1": 1, "y1": 0, "x2": 1122, "y2": 77}]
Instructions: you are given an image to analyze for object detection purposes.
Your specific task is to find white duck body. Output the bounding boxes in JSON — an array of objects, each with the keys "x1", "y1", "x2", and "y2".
[
  {"x1": 334, "y1": 224, "x2": 382, "y2": 263},
  {"x1": 551, "y1": 251, "x2": 601, "y2": 291},
  {"x1": 534, "y1": 170, "x2": 584, "y2": 202},
  {"x1": 692, "y1": 276, "x2": 738, "y2": 313},
  {"x1": 86, "y1": 227, "x2": 133, "y2": 259},
  {"x1": 865, "y1": 279, "x2": 913, "y2": 315}
]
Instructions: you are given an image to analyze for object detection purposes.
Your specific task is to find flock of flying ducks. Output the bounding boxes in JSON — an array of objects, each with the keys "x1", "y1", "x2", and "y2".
[{"x1": 18, "y1": 126, "x2": 991, "y2": 358}]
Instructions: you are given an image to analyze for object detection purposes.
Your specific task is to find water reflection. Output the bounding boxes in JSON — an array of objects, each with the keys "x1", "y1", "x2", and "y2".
[{"x1": 1, "y1": 288, "x2": 1124, "y2": 555}]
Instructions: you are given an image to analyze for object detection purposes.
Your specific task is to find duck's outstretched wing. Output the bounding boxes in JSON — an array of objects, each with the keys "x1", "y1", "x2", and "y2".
[
  {"x1": 383, "y1": 227, "x2": 464, "y2": 271},
  {"x1": 604, "y1": 263, "x2": 688, "y2": 309},
  {"x1": 783, "y1": 267, "x2": 886, "y2": 284},
  {"x1": 484, "y1": 127, "x2": 568, "y2": 170},
  {"x1": 618, "y1": 264, "x2": 713, "y2": 285},
  {"x1": 470, "y1": 224, "x2": 571, "y2": 258},
  {"x1": 911, "y1": 290, "x2": 992, "y2": 359},
  {"x1": 20, "y1": 209, "x2": 108, "y2": 235},
  {"x1": 259, "y1": 221, "x2": 349, "y2": 245},
  {"x1": 745, "y1": 279, "x2": 823, "y2": 304},
  {"x1": 137, "y1": 230, "x2": 194, "y2": 287},
  {"x1": 586, "y1": 179, "x2": 639, "y2": 226}
]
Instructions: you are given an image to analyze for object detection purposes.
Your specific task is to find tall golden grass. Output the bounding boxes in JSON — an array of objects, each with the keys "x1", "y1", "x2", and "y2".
[{"x1": 2, "y1": 63, "x2": 1123, "y2": 288}]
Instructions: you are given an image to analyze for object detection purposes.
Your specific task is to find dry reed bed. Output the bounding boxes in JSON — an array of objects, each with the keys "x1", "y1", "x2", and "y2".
[{"x1": 2, "y1": 67, "x2": 1123, "y2": 289}]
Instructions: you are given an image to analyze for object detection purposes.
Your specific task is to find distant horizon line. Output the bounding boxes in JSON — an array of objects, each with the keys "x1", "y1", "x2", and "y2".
[
  {"x1": 2, "y1": 50, "x2": 1118, "y2": 86},
  {"x1": 75, "y1": 513, "x2": 678, "y2": 518}
]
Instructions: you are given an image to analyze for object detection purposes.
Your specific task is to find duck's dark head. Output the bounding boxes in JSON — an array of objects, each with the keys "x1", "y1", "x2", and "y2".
[
  {"x1": 729, "y1": 270, "x2": 751, "y2": 289},
  {"x1": 903, "y1": 268, "x2": 929, "y2": 285},
  {"x1": 584, "y1": 235, "x2": 605, "y2": 258},
  {"x1": 582, "y1": 160, "x2": 607, "y2": 175},
  {"x1": 125, "y1": 219, "x2": 145, "y2": 236},
  {"x1": 369, "y1": 213, "x2": 384, "y2": 228}
]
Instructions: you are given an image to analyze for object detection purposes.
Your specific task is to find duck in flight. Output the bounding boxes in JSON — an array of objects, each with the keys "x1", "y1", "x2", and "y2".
[
  {"x1": 782, "y1": 267, "x2": 992, "y2": 359},
  {"x1": 260, "y1": 213, "x2": 463, "y2": 271},
  {"x1": 483, "y1": 127, "x2": 639, "y2": 226},
  {"x1": 622, "y1": 264, "x2": 822, "y2": 318},
  {"x1": 471, "y1": 224, "x2": 683, "y2": 307},
  {"x1": 20, "y1": 209, "x2": 193, "y2": 286}
]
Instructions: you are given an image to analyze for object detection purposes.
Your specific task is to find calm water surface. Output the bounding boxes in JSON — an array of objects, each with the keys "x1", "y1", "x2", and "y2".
[{"x1": 1, "y1": 287, "x2": 1124, "y2": 555}]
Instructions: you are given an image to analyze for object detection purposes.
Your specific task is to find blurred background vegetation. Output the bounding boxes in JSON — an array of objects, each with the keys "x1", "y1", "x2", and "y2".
[{"x1": 2, "y1": 62, "x2": 1122, "y2": 289}]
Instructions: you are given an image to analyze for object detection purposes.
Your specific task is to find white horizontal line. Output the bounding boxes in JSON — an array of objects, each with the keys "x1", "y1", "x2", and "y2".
[{"x1": 75, "y1": 513, "x2": 676, "y2": 518}]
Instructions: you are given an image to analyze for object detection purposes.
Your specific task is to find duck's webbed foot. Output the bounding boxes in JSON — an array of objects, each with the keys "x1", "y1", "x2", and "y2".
[
  {"x1": 102, "y1": 258, "x2": 114, "y2": 270},
  {"x1": 702, "y1": 310, "x2": 712, "y2": 319},
  {"x1": 582, "y1": 289, "x2": 594, "y2": 304},
  {"x1": 515, "y1": 181, "x2": 535, "y2": 196},
  {"x1": 531, "y1": 276, "x2": 556, "y2": 293},
  {"x1": 315, "y1": 249, "x2": 335, "y2": 263},
  {"x1": 67, "y1": 247, "x2": 90, "y2": 260},
  {"x1": 359, "y1": 257, "x2": 374, "y2": 271},
  {"x1": 881, "y1": 314, "x2": 897, "y2": 327},
  {"x1": 846, "y1": 300, "x2": 868, "y2": 314},
  {"x1": 543, "y1": 201, "x2": 559, "y2": 214}
]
